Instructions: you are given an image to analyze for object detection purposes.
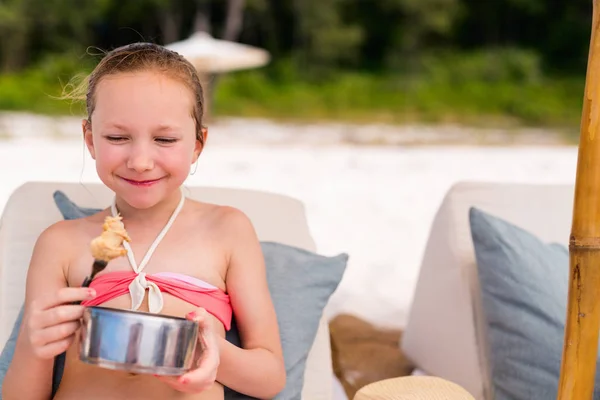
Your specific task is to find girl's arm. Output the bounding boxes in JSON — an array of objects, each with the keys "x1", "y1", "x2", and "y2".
[
  {"x1": 2, "y1": 222, "x2": 91, "y2": 400},
  {"x1": 217, "y1": 209, "x2": 286, "y2": 399}
]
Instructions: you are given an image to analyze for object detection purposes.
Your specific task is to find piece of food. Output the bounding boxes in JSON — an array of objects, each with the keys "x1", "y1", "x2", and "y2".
[{"x1": 90, "y1": 215, "x2": 131, "y2": 262}]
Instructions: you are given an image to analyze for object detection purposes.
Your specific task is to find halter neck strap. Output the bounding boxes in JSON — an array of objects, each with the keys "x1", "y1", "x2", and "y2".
[{"x1": 110, "y1": 188, "x2": 186, "y2": 274}]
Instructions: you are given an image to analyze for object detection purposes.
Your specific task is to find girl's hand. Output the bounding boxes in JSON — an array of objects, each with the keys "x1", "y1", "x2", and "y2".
[
  {"x1": 25, "y1": 287, "x2": 96, "y2": 359},
  {"x1": 155, "y1": 308, "x2": 220, "y2": 393}
]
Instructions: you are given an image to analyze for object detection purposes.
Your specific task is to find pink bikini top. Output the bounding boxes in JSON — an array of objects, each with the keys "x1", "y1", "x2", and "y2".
[
  {"x1": 81, "y1": 271, "x2": 232, "y2": 330},
  {"x1": 81, "y1": 188, "x2": 233, "y2": 331}
]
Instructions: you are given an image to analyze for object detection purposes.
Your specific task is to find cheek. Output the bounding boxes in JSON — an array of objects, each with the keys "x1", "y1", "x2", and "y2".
[
  {"x1": 94, "y1": 144, "x2": 124, "y2": 169},
  {"x1": 159, "y1": 146, "x2": 195, "y2": 171}
]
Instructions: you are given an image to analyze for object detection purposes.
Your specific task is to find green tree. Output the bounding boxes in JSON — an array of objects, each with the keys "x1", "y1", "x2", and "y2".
[{"x1": 0, "y1": 0, "x2": 110, "y2": 72}]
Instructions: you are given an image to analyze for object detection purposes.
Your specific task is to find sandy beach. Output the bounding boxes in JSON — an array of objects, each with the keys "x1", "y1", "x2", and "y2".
[{"x1": 0, "y1": 113, "x2": 580, "y2": 330}]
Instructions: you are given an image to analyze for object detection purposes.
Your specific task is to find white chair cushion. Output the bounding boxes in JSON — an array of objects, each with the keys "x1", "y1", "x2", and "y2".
[
  {"x1": 0, "y1": 181, "x2": 332, "y2": 399},
  {"x1": 401, "y1": 181, "x2": 574, "y2": 399}
]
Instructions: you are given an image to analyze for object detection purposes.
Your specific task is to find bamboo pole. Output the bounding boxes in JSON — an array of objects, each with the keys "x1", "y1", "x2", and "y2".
[{"x1": 557, "y1": 2, "x2": 600, "y2": 398}]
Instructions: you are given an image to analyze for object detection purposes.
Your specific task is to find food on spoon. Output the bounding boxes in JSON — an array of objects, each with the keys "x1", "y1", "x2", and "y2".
[{"x1": 90, "y1": 215, "x2": 131, "y2": 262}]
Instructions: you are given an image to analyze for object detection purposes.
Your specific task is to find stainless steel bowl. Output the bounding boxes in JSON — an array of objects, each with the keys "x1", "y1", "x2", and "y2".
[{"x1": 79, "y1": 306, "x2": 199, "y2": 375}]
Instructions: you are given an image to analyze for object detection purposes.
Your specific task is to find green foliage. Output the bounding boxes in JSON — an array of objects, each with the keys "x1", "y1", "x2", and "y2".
[
  {"x1": 213, "y1": 55, "x2": 583, "y2": 128},
  {"x1": 0, "y1": 0, "x2": 110, "y2": 72},
  {"x1": 0, "y1": 53, "x2": 92, "y2": 114},
  {"x1": 418, "y1": 47, "x2": 543, "y2": 84},
  {"x1": 0, "y1": 46, "x2": 585, "y2": 130},
  {"x1": 0, "y1": 0, "x2": 594, "y2": 131}
]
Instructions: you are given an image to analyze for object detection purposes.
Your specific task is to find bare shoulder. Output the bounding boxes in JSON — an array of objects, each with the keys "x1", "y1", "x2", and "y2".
[
  {"x1": 26, "y1": 219, "x2": 82, "y2": 289},
  {"x1": 33, "y1": 211, "x2": 108, "y2": 254},
  {"x1": 35, "y1": 219, "x2": 78, "y2": 250},
  {"x1": 186, "y1": 201, "x2": 257, "y2": 245},
  {"x1": 193, "y1": 200, "x2": 253, "y2": 231},
  {"x1": 213, "y1": 205, "x2": 256, "y2": 237},
  {"x1": 27, "y1": 212, "x2": 108, "y2": 287}
]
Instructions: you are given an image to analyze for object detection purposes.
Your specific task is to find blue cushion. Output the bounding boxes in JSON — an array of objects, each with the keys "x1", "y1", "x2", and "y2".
[
  {"x1": 469, "y1": 207, "x2": 600, "y2": 400},
  {"x1": 0, "y1": 308, "x2": 19, "y2": 373},
  {"x1": 53, "y1": 191, "x2": 102, "y2": 219},
  {"x1": 0, "y1": 190, "x2": 347, "y2": 400},
  {"x1": 0, "y1": 308, "x2": 21, "y2": 393}
]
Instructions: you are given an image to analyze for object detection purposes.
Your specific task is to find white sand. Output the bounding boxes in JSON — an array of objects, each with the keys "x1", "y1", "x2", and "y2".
[
  {"x1": 0, "y1": 113, "x2": 580, "y2": 330},
  {"x1": 0, "y1": 141, "x2": 579, "y2": 331}
]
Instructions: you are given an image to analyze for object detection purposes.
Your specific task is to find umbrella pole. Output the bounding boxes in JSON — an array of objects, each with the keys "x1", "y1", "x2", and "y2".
[{"x1": 557, "y1": 1, "x2": 600, "y2": 398}]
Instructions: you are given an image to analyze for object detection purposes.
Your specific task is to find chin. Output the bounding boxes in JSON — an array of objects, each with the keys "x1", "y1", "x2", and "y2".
[
  {"x1": 124, "y1": 196, "x2": 161, "y2": 210},
  {"x1": 121, "y1": 186, "x2": 185, "y2": 211},
  {"x1": 115, "y1": 192, "x2": 159, "y2": 209},
  {"x1": 108, "y1": 183, "x2": 164, "y2": 209}
]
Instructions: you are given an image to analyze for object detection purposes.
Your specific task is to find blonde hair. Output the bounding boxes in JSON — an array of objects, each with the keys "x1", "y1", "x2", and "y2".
[{"x1": 62, "y1": 43, "x2": 205, "y2": 144}]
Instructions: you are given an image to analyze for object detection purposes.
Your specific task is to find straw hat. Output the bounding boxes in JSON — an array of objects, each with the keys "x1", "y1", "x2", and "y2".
[{"x1": 353, "y1": 376, "x2": 476, "y2": 400}]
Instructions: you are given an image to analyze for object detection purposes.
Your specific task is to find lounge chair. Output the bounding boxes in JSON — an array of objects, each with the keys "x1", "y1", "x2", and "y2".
[
  {"x1": 0, "y1": 181, "x2": 479, "y2": 400},
  {"x1": 401, "y1": 181, "x2": 576, "y2": 399},
  {"x1": 0, "y1": 181, "x2": 335, "y2": 399}
]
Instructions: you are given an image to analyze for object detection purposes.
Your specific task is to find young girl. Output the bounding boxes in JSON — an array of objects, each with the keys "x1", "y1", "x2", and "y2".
[{"x1": 2, "y1": 43, "x2": 286, "y2": 400}]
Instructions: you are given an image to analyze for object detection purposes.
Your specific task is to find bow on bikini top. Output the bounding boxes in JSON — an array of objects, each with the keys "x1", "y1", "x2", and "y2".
[{"x1": 81, "y1": 189, "x2": 232, "y2": 331}]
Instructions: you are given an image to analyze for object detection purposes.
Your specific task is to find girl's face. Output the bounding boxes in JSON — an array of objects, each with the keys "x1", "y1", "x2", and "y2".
[{"x1": 84, "y1": 71, "x2": 202, "y2": 210}]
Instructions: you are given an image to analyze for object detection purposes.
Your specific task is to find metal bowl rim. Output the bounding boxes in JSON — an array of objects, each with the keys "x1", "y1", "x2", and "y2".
[{"x1": 84, "y1": 306, "x2": 196, "y2": 326}]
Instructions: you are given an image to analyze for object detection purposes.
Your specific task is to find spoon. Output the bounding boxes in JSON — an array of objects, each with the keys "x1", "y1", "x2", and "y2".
[{"x1": 81, "y1": 259, "x2": 109, "y2": 288}]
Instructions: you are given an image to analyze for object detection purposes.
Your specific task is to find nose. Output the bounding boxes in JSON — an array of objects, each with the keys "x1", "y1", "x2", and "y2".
[{"x1": 126, "y1": 142, "x2": 154, "y2": 173}]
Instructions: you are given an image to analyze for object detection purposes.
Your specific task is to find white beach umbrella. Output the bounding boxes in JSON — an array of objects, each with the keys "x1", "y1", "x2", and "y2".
[{"x1": 165, "y1": 31, "x2": 270, "y2": 74}]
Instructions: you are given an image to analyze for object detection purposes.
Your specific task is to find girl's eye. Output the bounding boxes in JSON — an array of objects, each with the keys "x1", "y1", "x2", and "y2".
[
  {"x1": 155, "y1": 137, "x2": 178, "y2": 144},
  {"x1": 106, "y1": 136, "x2": 127, "y2": 142}
]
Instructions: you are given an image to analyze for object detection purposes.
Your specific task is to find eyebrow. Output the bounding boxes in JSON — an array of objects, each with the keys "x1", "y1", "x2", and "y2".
[
  {"x1": 154, "y1": 124, "x2": 180, "y2": 133},
  {"x1": 104, "y1": 122, "x2": 129, "y2": 132},
  {"x1": 103, "y1": 123, "x2": 180, "y2": 133}
]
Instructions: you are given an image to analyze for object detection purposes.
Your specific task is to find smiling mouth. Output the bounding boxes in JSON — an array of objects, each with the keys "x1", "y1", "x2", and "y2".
[{"x1": 121, "y1": 177, "x2": 163, "y2": 187}]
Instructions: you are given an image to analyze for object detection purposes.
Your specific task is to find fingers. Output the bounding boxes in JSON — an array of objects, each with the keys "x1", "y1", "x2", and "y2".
[
  {"x1": 29, "y1": 321, "x2": 80, "y2": 348},
  {"x1": 154, "y1": 308, "x2": 220, "y2": 394},
  {"x1": 186, "y1": 308, "x2": 217, "y2": 363},
  {"x1": 191, "y1": 308, "x2": 219, "y2": 353},
  {"x1": 31, "y1": 305, "x2": 86, "y2": 330},
  {"x1": 25, "y1": 287, "x2": 96, "y2": 360},
  {"x1": 32, "y1": 287, "x2": 96, "y2": 312},
  {"x1": 185, "y1": 307, "x2": 209, "y2": 325},
  {"x1": 186, "y1": 308, "x2": 216, "y2": 347},
  {"x1": 153, "y1": 375, "x2": 199, "y2": 393},
  {"x1": 27, "y1": 316, "x2": 82, "y2": 360},
  {"x1": 30, "y1": 335, "x2": 76, "y2": 360},
  {"x1": 177, "y1": 357, "x2": 218, "y2": 390},
  {"x1": 154, "y1": 363, "x2": 217, "y2": 394}
]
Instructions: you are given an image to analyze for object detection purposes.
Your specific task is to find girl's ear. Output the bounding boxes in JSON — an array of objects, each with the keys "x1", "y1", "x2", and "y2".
[
  {"x1": 83, "y1": 119, "x2": 96, "y2": 160},
  {"x1": 193, "y1": 127, "x2": 208, "y2": 162}
]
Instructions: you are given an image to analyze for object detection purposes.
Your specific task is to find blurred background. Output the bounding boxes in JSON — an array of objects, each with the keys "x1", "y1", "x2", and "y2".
[
  {"x1": 0, "y1": 0, "x2": 591, "y2": 130},
  {"x1": 0, "y1": 2, "x2": 590, "y2": 395}
]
